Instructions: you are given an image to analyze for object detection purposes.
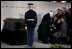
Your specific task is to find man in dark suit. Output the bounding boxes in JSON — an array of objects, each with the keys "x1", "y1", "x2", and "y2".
[
  {"x1": 25, "y1": 3, "x2": 37, "y2": 47},
  {"x1": 66, "y1": 8, "x2": 71, "y2": 45},
  {"x1": 61, "y1": 7, "x2": 70, "y2": 44},
  {"x1": 38, "y1": 11, "x2": 58, "y2": 44}
]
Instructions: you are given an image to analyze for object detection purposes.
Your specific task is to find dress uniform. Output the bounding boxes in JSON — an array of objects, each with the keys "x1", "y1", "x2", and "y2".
[{"x1": 25, "y1": 3, "x2": 37, "y2": 47}]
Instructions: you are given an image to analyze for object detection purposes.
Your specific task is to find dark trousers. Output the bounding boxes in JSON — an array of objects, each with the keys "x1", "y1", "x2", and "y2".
[{"x1": 27, "y1": 27, "x2": 34, "y2": 46}]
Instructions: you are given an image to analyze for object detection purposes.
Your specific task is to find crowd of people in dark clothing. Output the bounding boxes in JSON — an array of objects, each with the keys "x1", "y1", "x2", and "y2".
[{"x1": 37, "y1": 7, "x2": 71, "y2": 45}]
